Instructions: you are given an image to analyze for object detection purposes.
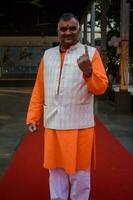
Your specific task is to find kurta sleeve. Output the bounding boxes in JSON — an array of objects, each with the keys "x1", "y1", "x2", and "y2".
[
  {"x1": 84, "y1": 49, "x2": 108, "y2": 95},
  {"x1": 26, "y1": 58, "x2": 44, "y2": 125}
]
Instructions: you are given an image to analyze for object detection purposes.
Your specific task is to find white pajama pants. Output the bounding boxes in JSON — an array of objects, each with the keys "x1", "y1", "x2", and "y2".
[{"x1": 49, "y1": 168, "x2": 91, "y2": 200}]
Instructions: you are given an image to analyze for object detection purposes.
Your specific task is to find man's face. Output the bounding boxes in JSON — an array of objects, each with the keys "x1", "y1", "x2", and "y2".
[{"x1": 57, "y1": 17, "x2": 80, "y2": 48}]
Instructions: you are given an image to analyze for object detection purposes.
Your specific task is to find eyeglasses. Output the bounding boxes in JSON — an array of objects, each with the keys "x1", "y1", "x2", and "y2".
[{"x1": 58, "y1": 26, "x2": 78, "y2": 32}]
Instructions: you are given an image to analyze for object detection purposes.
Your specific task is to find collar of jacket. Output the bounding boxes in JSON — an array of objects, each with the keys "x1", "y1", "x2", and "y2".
[{"x1": 59, "y1": 42, "x2": 81, "y2": 52}]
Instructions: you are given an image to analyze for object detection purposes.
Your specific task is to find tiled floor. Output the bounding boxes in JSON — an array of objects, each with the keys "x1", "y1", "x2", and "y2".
[{"x1": 0, "y1": 87, "x2": 133, "y2": 176}]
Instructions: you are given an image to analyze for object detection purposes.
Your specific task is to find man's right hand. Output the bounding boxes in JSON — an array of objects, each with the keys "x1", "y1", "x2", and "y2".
[{"x1": 28, "y1": 122, "x2": 38, "y2": 133}]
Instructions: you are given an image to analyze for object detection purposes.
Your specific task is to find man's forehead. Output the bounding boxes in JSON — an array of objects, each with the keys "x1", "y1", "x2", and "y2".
[{"x1": 58, "y1": 18, "x2": 79, "y2": 27}]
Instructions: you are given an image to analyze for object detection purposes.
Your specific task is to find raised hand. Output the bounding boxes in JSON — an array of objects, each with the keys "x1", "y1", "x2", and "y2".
[{"x1": 77, "y1": 45, "x2": 92, "y2": 77}]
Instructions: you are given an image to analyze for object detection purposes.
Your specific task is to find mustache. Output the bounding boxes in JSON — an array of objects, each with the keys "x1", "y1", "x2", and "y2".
[{"x1": 63, "y1": 36, "x2": 74, "y2": 38}]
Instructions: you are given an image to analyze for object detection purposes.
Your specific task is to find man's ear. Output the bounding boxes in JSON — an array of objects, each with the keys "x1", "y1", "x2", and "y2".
[
  {"x1": 78, "y1": 26, "x2": 81, "y2": 35},
  {"x1": 79, "y1": 26, "x2": 81, "y2": 32}
]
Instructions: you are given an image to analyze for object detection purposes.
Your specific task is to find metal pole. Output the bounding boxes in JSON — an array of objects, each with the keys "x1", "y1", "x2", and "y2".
[
  {"x1": 101, "y1": 0, "x2": 109, "y2": 68},
  {"x1": 91, "y1": 0, "x2": 95, "y2": 46},
  {"x1": 83, "y1": 14, "x2": 88, "y2": 44}
]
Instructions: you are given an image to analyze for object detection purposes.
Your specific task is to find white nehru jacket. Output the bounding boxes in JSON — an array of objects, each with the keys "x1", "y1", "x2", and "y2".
[{"x1": 43, "y1": 42, "x2": 96, "y2": 129}]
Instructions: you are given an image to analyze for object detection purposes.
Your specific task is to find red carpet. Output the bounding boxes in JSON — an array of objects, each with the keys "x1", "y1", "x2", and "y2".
[
  {"x1": 90, "y1": 118, "x2": 133, "y2": 200},
  {"x1": 0, "y1": 118, "x2": 133, "y2": 200}
]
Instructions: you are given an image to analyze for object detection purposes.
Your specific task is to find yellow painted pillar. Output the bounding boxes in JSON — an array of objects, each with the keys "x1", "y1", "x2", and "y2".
[
  {"x1": 115, "y1": 0, "x2": 130, "y2": 112},
  {"x1": 120, "y1": 0, "x2": 129, "y2": 91},
  {"x1": 119, "y1": 40, "x2": 129, "y2": 91}
]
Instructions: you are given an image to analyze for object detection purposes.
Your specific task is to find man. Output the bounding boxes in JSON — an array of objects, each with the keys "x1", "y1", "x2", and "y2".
[{"x1": 26, "y1": 13, "x2": 108, "y2": 200}]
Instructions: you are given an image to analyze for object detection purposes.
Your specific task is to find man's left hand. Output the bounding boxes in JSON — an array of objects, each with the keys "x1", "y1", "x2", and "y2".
[{"x1": 77, "y1": 45, "x2": 92, "y2": 78}]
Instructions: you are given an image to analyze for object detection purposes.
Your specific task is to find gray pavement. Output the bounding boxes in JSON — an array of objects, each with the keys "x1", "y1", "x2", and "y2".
[
  {"x1": 0, "y1": 87, "x2": 32, "y2": 176},
  {"x1": 0, "y1": 87, "x2": 133, "y2": 176}
]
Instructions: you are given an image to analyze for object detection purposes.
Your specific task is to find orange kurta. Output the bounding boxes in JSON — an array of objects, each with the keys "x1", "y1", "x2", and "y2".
[{"x1": 26, "y1": 48, "x2": 108, "y2": 175}]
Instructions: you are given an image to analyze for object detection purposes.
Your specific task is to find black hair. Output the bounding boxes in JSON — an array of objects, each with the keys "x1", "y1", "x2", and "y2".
[{"x1": 58, "y1": 12, "x2": 79, "y2": 23}]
